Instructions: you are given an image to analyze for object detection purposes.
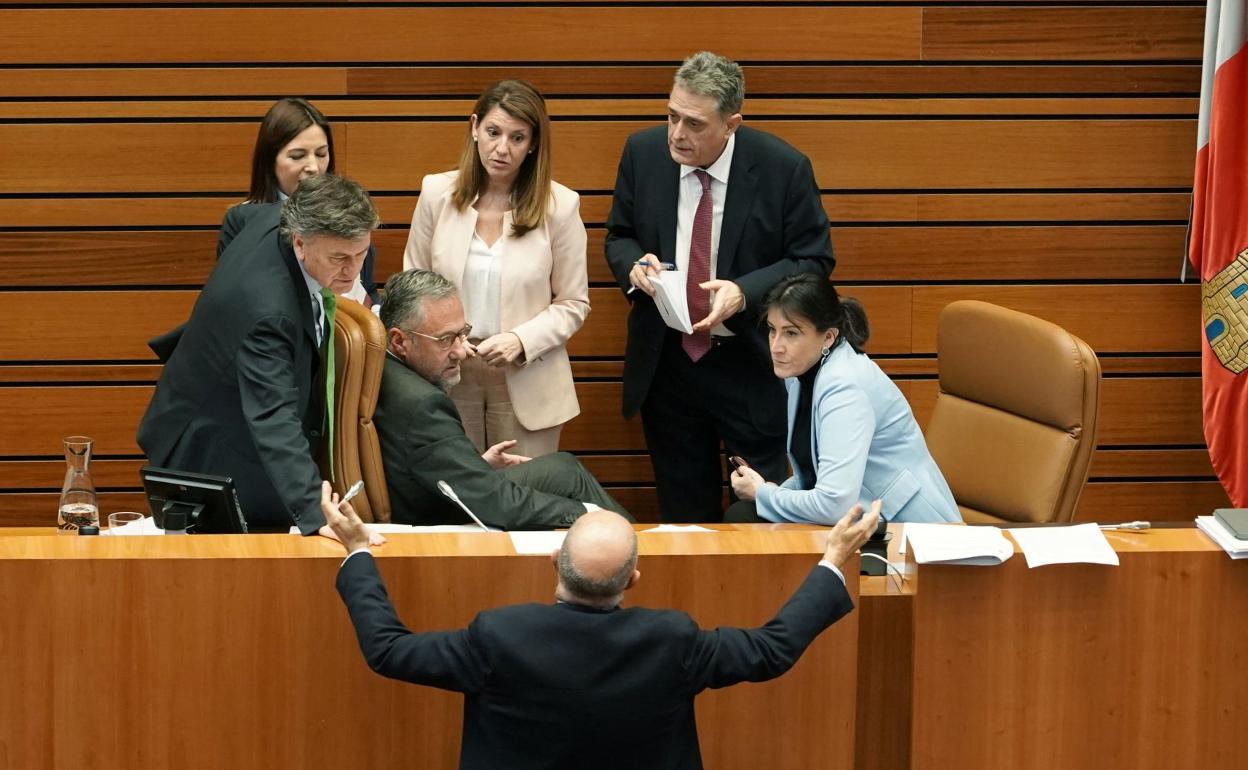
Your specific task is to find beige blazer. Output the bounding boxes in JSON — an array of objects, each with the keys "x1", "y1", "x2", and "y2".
[{"x1": 403, "y1": 171, "x2": 590, "y2": 430}]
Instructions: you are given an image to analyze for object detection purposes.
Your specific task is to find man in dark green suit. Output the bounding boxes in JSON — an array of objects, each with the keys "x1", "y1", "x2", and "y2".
[{"x1": 375, "y1": 269, "x2": 628, "y2": 529}]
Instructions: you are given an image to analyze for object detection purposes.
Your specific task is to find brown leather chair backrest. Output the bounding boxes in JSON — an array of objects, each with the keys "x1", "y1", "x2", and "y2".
[
  {"x1": 925, "y1": 301, "x2": 1102, "y2": 524},
  {"x1": 330, "y1": 299, "x2": 391, "y2": 523}
]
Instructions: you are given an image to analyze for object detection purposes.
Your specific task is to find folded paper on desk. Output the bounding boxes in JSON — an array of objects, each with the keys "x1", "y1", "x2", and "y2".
[
  {"x1": 287, "y1": 523, "x2": 488, "y2": 535},
  {"x1": 653, "y1": 271, "x2": 693, "y2": 334},
  {"x1": 1005, "y1": 523, "x2": 1119, "y2": 568},
  {"x1": 904, "y1": 524, "x2": 1013, "y2": 566},
  {"x1": 1195, "y1": 516, "x2": 1248, "y2": 559},
  {"x1": 509, "y1": 531, "x2": 568, "y2": 555},
  {"x1": 641, "y1": 524, "x2": 717, "y2": 533}
]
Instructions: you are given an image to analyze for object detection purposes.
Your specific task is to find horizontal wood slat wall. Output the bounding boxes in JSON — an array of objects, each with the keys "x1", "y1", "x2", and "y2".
[{"x1": 0, "y1": 2, "x2": 1224, "y2": 525}]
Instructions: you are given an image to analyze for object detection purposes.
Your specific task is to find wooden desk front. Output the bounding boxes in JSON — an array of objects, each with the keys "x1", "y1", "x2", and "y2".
[
  {"x1": 0, "y1": 527, "x2": 858, "y2": 770},
  {"x1": 854, "y1": 526, "x2": 1247, "y2": 770}
]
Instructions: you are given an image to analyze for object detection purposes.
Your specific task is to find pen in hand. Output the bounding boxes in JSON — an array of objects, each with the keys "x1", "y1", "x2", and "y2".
[{"x1": 627, "y1": 260, "x2": 677, "y2": 295}]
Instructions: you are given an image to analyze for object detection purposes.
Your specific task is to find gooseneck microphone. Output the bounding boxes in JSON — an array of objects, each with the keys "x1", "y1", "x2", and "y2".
[{"x1": 437, "y1": 480, "x2": 492, "y2": 532}]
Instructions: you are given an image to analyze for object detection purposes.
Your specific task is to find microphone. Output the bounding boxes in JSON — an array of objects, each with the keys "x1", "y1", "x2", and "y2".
[{"x1": 437, "y1": 480, "x2": 492, "y2": 532}]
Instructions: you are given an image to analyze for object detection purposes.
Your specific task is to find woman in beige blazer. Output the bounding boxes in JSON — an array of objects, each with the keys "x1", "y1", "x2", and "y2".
[{"x1": 403, "y1": 80, "x2": 589, "y2": 457}]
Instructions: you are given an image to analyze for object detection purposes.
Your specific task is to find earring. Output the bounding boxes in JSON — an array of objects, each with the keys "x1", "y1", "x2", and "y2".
[{"x1": 820, "y1": 345, "x2": 831, "y2": 358}]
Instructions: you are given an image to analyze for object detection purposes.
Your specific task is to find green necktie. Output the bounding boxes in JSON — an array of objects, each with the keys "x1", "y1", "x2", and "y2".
[{"x1": 319, "y1": 288, "x2": 336, "y2": 480}]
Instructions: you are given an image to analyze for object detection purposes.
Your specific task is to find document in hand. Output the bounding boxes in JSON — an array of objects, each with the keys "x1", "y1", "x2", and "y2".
[
  {"x1": 904, "y1": 523, "x2": 1014, "y2": 566},
  {"x1": 1195, "y1": 515, "x2": 1248, "y2": 559},
  {"x1": 652, "y1": 270, "x2": 694, "y2": 334},
  {"x1": 1004, "y1": 523, "x2": 1119, "y2": 568}
]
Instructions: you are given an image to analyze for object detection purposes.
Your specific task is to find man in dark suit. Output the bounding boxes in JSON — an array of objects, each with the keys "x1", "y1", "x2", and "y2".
[
  {"x1": 605, "y1": 51, "x2": 835, "y2": 522},
  {"x1": 137, "y1": 174, "x2": 379, "y2": 535},
  {"x1": 375, "y1": 269, "x2": 628, "y2": 529},
  {"x1": 323, "y1": 480, "x2": 880, "y2": 770}
]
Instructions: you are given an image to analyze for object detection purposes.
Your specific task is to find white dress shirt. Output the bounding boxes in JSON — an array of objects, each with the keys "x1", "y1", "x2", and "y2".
[{"x1": 675, "y1": 133, "x2": 736, "y2": 337}]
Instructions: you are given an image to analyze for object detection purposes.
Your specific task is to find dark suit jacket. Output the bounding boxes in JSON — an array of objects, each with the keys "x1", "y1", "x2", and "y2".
[
  {"x1": 374, "y1": 355, "x2": 585, "y2": 529},
  {"x1": 336, "y1": 551, "x2": 853, "y2": 770},
  {"x1": 147, "y1": 201, "x2": 379, "y2": 363},
  {"x1": 604, "y1": 124, "x2": 835, "y2": 418},
  {"x1": 136, "y1": 205, "x2": 327, "y2": 534},
  {"x1": 219, "y1": 202, "x2": 378, "y2": 300}
]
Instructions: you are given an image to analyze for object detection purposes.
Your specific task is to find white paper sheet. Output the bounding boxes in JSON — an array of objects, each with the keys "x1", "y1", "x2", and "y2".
[
  {"x1": 652, "y1": 270, "x2": 694, "y2": 333},
  {"x1": 640, "y1": 524, "x2": 717, "y2": 533},
  {"x1": 1195, "y1": 516, "x2": 1248, "y2": 558},
  {"x1": 288, "y1": 523, "x2": 491, "y2": 535},
  {"x1": 904, "y1": 523, "x2": 1013, "y2": 566},
  {"x1": 508, "y1": 530, "x2": 568, "y2": 555},
  {"x1": 1005, "y1": 523, "x2": 1120, "y2": 568}
]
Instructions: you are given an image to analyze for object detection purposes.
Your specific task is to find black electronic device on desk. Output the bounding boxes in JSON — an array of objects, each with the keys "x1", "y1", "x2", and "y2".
[
  {"x1": 140, "y1": 466, "x2": 248, "y2": 534},
  {"x1": 860, "y1": 517, "x2": 891, "y2": 576}
]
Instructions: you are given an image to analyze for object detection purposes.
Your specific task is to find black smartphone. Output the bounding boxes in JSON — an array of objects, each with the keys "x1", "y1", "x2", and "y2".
[{"x1": 727, "y1": 455, "x2": 746, "y2": 471}]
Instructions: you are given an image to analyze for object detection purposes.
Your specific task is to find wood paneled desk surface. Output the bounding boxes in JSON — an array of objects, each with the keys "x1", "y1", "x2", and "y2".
[
  {"x1": 2, "y1": 524, "x2": 1244, "y2": 770},
  {"x1": 0, "y1": 525, "x2": 859, "y2": 770}
]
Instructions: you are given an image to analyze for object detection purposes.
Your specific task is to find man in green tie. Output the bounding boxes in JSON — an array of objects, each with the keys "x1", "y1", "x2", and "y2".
[{"x1": 138, "y1": 174, "x2": 379, "y2": 537}]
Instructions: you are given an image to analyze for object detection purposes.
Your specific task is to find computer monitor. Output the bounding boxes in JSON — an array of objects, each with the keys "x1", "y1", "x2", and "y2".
[{"x1": 140, "y1": 466, "x2": 248, "y2": 534}]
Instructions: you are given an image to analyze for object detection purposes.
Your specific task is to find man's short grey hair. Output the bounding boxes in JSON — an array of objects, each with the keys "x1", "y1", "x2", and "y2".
[
  {"x1": 279, "y1": 174, "x2": 380, "y2": 242},
  {"x1": 380, "y1": 269, "x2": 459, "y2": 331},
  {"x1": 556, "y1": 538, "x2": 638, "y2": 608},
  {"x1": 674, "y1": 51, "x2": 745, "y2": 117}
]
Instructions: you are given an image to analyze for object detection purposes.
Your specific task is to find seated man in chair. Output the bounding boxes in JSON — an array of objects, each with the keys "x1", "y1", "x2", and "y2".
[{"x1": 376, "y1": 269, "x2": 629, "y2": 529}]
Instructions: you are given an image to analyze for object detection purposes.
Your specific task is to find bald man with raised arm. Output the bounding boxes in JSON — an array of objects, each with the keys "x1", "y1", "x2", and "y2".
[{"x1": 324, "y1": 482, "x2": 879, "y2": 770}]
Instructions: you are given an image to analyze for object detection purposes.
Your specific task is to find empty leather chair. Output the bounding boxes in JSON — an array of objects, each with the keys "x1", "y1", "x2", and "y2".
[
  {"x1": 925, "y1": 300, "x2": 1101, "y2": 524},
  {"x1": 329, "y1": 299, "x2": 391, "y2": 523}
]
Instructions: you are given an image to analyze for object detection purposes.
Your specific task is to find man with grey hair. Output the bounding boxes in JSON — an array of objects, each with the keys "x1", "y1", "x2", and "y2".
[
  {"x1": 322, "y1": 481, "x2": 881, "y2": 770},
  {"x1": 138, "y1": 174, "x2": 380, "y2": 535},
  {"x1": 375, "y1": 268, "x2": 628, "y2": 529},
  {"x1": 606, "y1": 51, "x2": 835, "y2": 524}
]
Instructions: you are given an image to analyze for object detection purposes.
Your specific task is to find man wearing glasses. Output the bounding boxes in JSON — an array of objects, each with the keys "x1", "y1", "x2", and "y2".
[{"x1": 376, "y1": 270, "x2": 628, "y2": 529}]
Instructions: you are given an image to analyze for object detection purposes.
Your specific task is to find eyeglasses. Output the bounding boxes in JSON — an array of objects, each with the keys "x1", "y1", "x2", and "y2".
[{"x1": 403, "y1": 325, "x2": 473, "y2": 350}]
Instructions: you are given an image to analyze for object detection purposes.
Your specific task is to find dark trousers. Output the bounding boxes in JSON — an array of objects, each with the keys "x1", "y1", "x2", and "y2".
[
  {"x1": 501, "y1": 452, "x2": 634, "y2": 522},
  {"x1": 641, "y1": 332, "x2": 787, "y2": 523}
]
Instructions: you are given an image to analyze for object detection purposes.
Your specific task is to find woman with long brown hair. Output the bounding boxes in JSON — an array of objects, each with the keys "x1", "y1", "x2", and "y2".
[{"x1": 403, "y1": 80, "x2": 589, "y2": 457}]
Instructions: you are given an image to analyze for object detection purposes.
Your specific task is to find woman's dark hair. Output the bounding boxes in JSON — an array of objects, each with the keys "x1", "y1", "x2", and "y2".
[
  {"x1": 762, "y1": 272, "x2": 870, "y2": 353},
  {"x1": 247, "y1": 98, "x2": 335, "y2": 203}
]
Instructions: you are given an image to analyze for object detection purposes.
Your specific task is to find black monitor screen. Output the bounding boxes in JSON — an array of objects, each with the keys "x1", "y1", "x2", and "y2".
[{"x1": 140, "y1": 466, "x2": 248, "y2": 534}]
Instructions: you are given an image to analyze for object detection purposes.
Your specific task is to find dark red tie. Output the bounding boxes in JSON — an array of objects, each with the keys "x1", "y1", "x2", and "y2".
[{"x1": 683, "y1": 169, "x2": 713, "y2": 362}]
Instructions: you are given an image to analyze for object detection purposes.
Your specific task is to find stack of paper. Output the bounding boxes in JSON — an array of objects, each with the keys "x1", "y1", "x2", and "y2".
[
  {"x1": 904, "y1": 524, "x2": 1013, "y2": 566},
  {"x1": 652, "y1": 271, "x2": 693, "y2": 333},
  {"x1": 1195, "y1": 516, "x2": 1248, "y2": 559}
]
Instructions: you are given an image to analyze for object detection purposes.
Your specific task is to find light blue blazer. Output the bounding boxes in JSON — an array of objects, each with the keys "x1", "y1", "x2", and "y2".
[{"x1": 755, "y1": 342, "x2": 961, "y2": 525}]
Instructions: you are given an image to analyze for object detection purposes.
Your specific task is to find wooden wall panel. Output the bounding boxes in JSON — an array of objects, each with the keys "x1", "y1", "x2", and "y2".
[
  {"x1": 923, "y1": 7, "x2": 1204, "y2": 61},
  {"x1": 911, "y1": 285, "x2": 1201, "y2": 354},
  {"x1": 0, "y1": 119, "x2": 1194, "y2": 194},
  {"x1": 0, "y1": 65, "x2": 1200, "y2": 99},
  {"x1": 0, "y1": 8, "x2": 921, "y2": 64}
]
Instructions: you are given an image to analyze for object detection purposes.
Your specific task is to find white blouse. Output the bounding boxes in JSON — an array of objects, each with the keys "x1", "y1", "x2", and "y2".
[{"x1": 462, "y1": 232, "x2": 504, "y2": 338}]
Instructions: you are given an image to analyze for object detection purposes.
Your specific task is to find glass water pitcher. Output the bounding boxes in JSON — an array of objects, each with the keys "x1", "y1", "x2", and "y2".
[{"x1": 57, "y1": 435, "x2": 99, "y2": 532}]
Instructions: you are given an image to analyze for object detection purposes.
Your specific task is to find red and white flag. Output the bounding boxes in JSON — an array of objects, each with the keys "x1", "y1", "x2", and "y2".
[{"x1": 1189, "y1": 0, "x2": 1248, "y2": 506}]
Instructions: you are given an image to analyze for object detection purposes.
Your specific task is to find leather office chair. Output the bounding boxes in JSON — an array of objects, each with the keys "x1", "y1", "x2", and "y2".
[
  {"x1": 924, "y1": 301, "x2": 1101, "y2": 524},
  {"x1": 329, "y1": 299, "x2": 391, "y2": 523}
]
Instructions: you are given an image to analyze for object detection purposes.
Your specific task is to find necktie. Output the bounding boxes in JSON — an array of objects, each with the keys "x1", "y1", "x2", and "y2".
[
  {"x1": 319, "y1": 288, "x2": 337, "y2": 479},
  {"x1": 683, "y1": 169, "x2": 713, "y2": 362}
]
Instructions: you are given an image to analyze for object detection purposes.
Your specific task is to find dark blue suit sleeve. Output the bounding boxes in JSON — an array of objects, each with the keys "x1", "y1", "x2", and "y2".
[
  {"x1": 336, "y1": 552, "x2": 488, "y2": 694},
  {"x1": 731, "y1": 154, "x2": 834, "y2": 308},
  {"x1": 683, "y1": 565, "x2": 852, "y2": 692},
  {"x1": 604, "y1": 136, "x2": 647, "y2": 294}
]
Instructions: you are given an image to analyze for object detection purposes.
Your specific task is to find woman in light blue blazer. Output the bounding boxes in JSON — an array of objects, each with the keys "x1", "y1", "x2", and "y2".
[{"x1": 728, "y1": 273, "x2": 961, "y2": 525}]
